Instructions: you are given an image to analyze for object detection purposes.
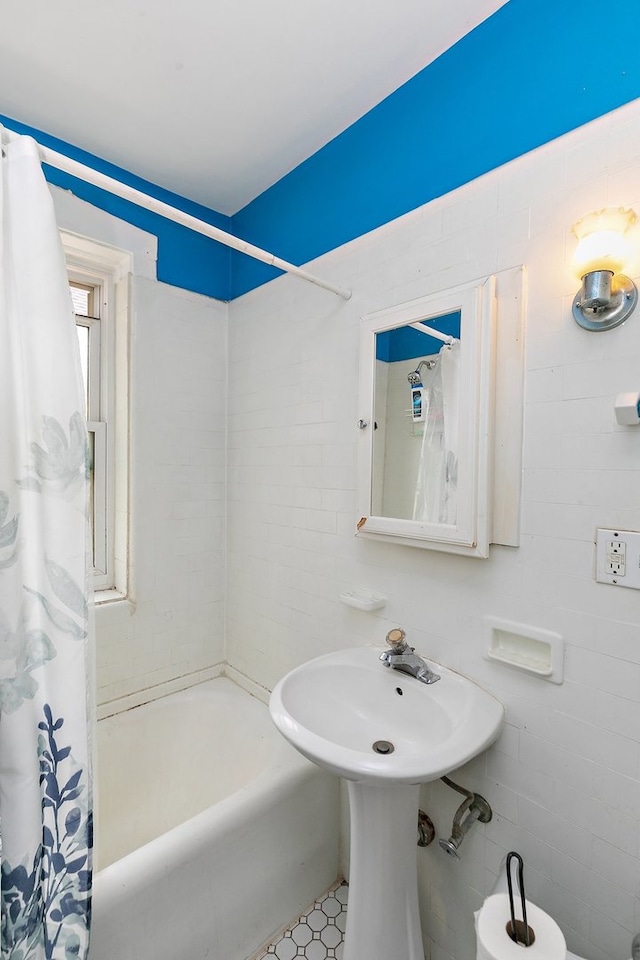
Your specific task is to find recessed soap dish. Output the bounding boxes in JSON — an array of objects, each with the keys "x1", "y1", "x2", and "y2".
[
  {"x1": 484, "y1": 617, "x2": 564, "y2": 684},
  {"x1": 339, "y1": 591, "x2": 386, "y2": 612}
]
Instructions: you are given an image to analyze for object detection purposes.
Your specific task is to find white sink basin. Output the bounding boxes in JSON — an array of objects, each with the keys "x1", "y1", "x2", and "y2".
[{"x1": 270, "y1": 645, "x2": 504, "y2": 783}]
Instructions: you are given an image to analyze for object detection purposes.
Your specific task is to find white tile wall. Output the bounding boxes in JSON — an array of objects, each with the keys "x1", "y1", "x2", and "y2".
[
  {"x1": 227, "y1": 99, "x2": 640, "y2": 960},
  {"x1": 52, "y1": 191, "x2": 228, "y2": 707}
]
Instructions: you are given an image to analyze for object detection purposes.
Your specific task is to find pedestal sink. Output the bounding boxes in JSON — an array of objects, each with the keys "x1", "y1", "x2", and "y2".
[{"x1": 269, "y1": 645, "x2": 504, "y2": 960}]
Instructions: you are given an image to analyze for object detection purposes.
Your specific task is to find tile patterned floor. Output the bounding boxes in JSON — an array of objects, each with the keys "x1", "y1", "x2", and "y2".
[{"x1": 256, "y1": 880, "x2": 348, "y2": 960}]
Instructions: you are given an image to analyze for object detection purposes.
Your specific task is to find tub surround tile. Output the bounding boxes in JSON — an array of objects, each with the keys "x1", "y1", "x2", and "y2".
[{"x1": 54, "y1": 180, "x2": 228, "y2": 708}]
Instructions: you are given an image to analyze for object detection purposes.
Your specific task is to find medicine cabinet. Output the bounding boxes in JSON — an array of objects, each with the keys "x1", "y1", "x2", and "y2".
[{"x1": 356, "y1": 271, "x2": 524, "y2": 558}]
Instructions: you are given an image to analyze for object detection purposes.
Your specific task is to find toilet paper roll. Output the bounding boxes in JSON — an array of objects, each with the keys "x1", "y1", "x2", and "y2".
[{"x1": 476, "y1": 894, "x2": 566, "y2": 960}]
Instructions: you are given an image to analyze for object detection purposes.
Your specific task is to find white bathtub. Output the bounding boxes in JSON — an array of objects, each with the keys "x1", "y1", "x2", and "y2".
[{"x1": 89, "y1": 678, "x2": 340, "y2": 960}]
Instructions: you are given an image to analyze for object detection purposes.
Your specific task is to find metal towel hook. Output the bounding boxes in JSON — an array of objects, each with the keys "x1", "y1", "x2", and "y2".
[{"x1": 506, "y1": 851, "x2": 534, "y2": 947}]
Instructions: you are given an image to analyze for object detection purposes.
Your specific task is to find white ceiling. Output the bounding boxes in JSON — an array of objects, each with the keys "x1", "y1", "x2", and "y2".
[{"x1": 1, "y1": 0, "x2": 508, "y2": 215}]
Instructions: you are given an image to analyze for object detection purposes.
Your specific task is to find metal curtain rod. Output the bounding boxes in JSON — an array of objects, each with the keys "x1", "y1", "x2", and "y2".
[
  {"x1": 410, "y1": 321, "x2": 457, "y2": 345},
  {"x1": 2, "y1": 127, "x2": 352, "y2": 302}
]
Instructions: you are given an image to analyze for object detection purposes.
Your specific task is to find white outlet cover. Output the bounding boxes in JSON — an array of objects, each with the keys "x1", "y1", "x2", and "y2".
[{"x1": 596, "y1": 528, "x2": 640, "y2": 589}]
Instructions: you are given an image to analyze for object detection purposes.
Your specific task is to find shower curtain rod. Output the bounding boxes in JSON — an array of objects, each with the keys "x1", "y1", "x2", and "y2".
[
  {"x1": 410, "y1": 321, "x2": 457, "y2": 345},
  {"x1": 2, "y1": 127, "x2": 352, "y2": 302}
]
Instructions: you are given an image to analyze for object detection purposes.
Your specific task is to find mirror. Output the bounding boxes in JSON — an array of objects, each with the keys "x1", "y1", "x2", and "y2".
[
  {"x1": 372, "y1": 310, "x2": 461, "y2": 522},
  {"x1": 357, "y1": 277, "x2": 496, "y2": 557}
]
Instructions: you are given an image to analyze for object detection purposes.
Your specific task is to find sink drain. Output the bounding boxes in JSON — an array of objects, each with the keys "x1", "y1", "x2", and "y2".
[{"x1": 372, "y1": 739, "x2": 395, "y2": 754}]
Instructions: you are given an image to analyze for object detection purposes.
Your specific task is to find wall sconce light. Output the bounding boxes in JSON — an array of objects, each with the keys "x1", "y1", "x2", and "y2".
[{"x1": 571, "y1": 207, "x2": 638, "y2": 331}]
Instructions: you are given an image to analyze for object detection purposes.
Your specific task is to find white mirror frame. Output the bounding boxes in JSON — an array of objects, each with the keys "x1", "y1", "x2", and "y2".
[{"x1": 356, "y1": 276, "x2": 497, "y2": 557}]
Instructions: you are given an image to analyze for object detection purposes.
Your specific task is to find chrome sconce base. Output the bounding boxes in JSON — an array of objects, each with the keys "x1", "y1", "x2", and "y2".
[{"x1": 572, "y1": 269, "x2": 638, "y2": 332}]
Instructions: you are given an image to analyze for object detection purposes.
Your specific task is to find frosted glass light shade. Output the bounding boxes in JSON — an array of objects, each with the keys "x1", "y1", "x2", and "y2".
[
  {"x1": 571, "y1": 208, "x2": 638, "y2": 331},
  {"x1": 571, "y1": 207, "x2": 636, "y2": 279},
  {"x1": 572, "y1": 229, "x2": 631, "y2": 278}
]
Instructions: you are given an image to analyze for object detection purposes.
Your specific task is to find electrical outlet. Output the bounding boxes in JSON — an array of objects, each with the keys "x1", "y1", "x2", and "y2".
[
  {"x1": 605, "y1": 539, "x2": 626, "y2": 576},
  {"x1": 596, "y1": 528, "x2": 640, "y2": 588}
]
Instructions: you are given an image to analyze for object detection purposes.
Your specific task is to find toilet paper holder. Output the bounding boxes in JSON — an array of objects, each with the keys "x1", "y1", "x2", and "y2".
[{"x1": 506, "y1": 851, "x2": 534, "y2": 947}]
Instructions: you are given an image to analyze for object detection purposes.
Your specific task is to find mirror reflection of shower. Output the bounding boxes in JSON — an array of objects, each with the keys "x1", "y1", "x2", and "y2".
[
  {"x1": 407, "y1": 358, "x2": 436, "y2": 386},
  {"x1": 372, "y1": 310, "x2": 461, "y2": 521},
  {"x1": 407, "y1": 359, "x2": 437, "y2": 423}
]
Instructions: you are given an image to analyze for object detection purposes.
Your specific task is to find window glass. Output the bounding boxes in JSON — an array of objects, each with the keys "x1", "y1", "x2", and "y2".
[
  {"x1": 63, "y1": 234, "x2": 130, "y2": 599},
  {"x1": 70, "y1": 283, "x2": 94, "y2": 317},
  {"x1": 75, "y1": 323, "x2": 89, "y2": 418},
  {"x1": 87, "y1": 428, "x2": 95, "y2": 562}
]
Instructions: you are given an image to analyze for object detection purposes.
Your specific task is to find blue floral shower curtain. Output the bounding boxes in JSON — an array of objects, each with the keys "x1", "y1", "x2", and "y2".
[{"x1": 0, "y1": 132, "x2": 93, "y2": 959}]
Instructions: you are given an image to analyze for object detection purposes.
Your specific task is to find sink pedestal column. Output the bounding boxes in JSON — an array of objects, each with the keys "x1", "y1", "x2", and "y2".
[{"x1": 344, "y1": 780, "x2": 424, "y2": 960}]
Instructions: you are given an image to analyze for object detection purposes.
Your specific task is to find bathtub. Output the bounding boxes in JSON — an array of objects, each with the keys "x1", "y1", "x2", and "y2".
[{"x1": 89, "y1": 678, "x2": 340, "y2": 960}]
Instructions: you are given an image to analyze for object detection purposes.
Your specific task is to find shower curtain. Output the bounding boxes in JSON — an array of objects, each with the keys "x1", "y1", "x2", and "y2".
[
  {"x1": 412, "y1": 341, "x2": 461, "y2": 524},
  {"x1": 0, "y1": 132, "x2": 93, "y2": 959}
]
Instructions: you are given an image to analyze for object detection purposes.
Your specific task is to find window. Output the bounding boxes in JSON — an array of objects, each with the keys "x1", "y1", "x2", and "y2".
[
  {"x1": 62, "y1": 232, "x2": 130, "y2": 599},
  {"x1": 71, "y1": 278, "x2": 108, "y2": 584}
]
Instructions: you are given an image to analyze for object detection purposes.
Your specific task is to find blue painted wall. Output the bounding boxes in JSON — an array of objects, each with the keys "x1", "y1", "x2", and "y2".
[
  {"x1": 230, "y1": 0, "x2": 640, "y2": 298},
  {"x1": 0, "y1": 114, "x2": 232, "y2": 301},
  {"x1": 377, "y1": 313, "x2": 461, "y2": 362},
  {"x1": 4, "y1": 0, "x2": 640, "y2": 302}
]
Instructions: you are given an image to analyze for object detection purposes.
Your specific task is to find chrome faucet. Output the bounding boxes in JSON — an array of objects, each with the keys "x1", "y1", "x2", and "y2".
[{"x1": 379, "y1": 628, "x2": 440, "y2": 684}]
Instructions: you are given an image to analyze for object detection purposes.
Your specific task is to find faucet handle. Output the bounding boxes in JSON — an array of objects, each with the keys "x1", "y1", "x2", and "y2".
[{"x1": 386, "y1": 628, "x2": 408, "y2": 650}]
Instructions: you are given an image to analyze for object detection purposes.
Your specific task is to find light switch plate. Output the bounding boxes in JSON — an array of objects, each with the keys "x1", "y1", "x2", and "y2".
[{"x1": 596, "y1": 528, "x2": 640, "y2": 588}]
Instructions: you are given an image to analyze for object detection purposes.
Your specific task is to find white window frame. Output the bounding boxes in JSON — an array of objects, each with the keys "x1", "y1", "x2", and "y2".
[{"x1": 62, "y1": 231, "x2": 131, "y2": 600}]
